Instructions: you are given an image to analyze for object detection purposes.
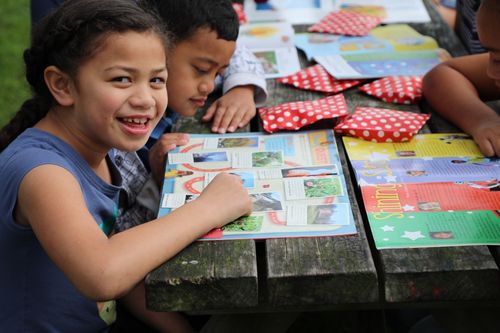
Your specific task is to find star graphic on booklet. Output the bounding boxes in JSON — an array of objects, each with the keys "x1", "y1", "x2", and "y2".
[
  {"x1": 381, "y1": 225, "x2": 395, "y2": 232},
  {"x1": 369, "y1": 152, "x2": 390, "y2": 161},
  {"x1": 401, "y1": 231, "x2": 425, "y2": 241},
  {"x1": 384, "y1": 175, "x2": 397, "y2": 182},
  {"x1": 402, "y1": 204, "x2": 415, "y2": 211}
]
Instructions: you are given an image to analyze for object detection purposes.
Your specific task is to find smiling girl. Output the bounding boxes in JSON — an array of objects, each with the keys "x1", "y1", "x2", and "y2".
[{"x1": 0, "y1": 0, "x2": 251, "y2": 331}]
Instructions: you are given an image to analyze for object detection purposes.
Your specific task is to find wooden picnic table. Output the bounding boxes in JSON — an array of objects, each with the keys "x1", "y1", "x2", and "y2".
[{"x1": 145, "y1": 0, "x2": 500, "y2": 316}]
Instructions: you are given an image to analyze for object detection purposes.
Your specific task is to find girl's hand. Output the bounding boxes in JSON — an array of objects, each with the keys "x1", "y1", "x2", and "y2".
[
  {"x1": 196, "y1": 173, "x2": 252, "y2": 228},
  {"x1": 148, "y1": 133, "x2": 190, "y2": 185}
]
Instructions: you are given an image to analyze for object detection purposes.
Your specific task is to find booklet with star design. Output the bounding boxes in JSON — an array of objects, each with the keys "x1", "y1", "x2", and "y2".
[
  {"x1": 343, "y1": 133, "x2": 500, "y2": 249},
  {"x1": 158, "y1": 130, "x2": 357, "y2": 240}
]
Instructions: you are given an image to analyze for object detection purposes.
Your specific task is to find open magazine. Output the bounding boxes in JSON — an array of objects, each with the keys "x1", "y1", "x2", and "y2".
[
  {"x1": 343, "y1": 134, "x2": 500, "y2": 249},
  {"x1": 302, "y1": 24, "x2": 448, "y2": 79},
  {"x1": 237, "y1": 22, "x2": 301, "y2": 79},
  {"x1": 158, "y1": 130, "x2": 357, "y2": 240},
  {"x1": 243, "y1": 0, "x2": 430, "y2": 24},
  {"x1": 295, "y1": 24, "x2": 439, "y2": 61},
  {"x1": 315, "y1": 48, "x2": 448, "y2": 79}
]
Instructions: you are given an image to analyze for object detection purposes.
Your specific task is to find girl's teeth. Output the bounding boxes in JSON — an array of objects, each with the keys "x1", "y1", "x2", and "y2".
[{"x1": 123, "y1": 118, "x2": 147, "y2": 124}]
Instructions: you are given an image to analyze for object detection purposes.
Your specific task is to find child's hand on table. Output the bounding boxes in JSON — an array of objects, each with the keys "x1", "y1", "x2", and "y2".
[
  {"x1": 149, "y1": 133, "x2": 190, "y2": 185},
  {"x1": 196, "y1": 173, "x2": 252, "y2": 227},
  {"x1": 469, "y1": 117, "x2": 500, "y2": 157},
  {"x1": 202, "y1": 85, "x2": 256, "y2": 134}
]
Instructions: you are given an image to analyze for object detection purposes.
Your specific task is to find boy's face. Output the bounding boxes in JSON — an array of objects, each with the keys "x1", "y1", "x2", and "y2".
[
  {"x1": 477, "y1": 1, "x2": 500, "y2": 89},
  {"x1": 167, "y1": 28, "x2": 236, "y2": 117}
]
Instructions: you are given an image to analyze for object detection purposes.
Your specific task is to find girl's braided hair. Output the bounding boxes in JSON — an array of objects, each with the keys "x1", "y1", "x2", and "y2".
[{"x1": 0, "y1": 0, "x2": 170, "y2": 151}]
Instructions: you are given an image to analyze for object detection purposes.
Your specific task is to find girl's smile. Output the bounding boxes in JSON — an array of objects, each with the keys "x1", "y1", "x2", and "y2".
[{"x1": 61, "y1": 31, "x2": 168, "y2": 154}]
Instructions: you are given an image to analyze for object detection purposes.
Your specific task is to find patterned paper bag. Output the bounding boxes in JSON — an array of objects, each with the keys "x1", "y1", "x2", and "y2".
[
  {"x1": 277, "y1": 64, "x2": 363, "y2": 94},
  {"x1": 359, "y1": 76, "x2": 423, "y2": 104},
  {"x1": 334, "y1": 106, "x2": 430, "y2": 142},
  {"x1": 259, "y1": 94, "x2": 348, "y2": 133},
  {"x1": 308, "y1": 10, "x2": 382, "y2": 36}
]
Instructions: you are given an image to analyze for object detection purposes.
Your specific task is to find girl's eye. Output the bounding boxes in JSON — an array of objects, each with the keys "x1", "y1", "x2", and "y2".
[
  {"x1": 151, "y1": 77, "x2": 166, "y2": 85},
  {"x1": 113, "y1": 76, "x2": 131, "y2": 83}
]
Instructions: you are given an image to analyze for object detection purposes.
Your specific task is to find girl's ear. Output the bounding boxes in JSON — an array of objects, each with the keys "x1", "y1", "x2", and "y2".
[{"x1": 44, "y1": 66, "x2": 75, "y2": 107}]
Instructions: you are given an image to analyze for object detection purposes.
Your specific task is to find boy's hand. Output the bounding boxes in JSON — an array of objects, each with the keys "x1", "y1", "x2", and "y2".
[
  {"x1": 470, "y1": 117, "x2": 500, "y2": 157},
  {"x1": 202, "y1": 85, "x2": 256, "y2": 134},
  {"x1": 148, "y1": 133, "x2": 190, "y2": 185}
]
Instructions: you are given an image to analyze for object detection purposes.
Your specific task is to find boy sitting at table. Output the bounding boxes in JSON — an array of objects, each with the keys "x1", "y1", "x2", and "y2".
[{"x1": 423, "y1": 0, "x2": 500, "y2": 158}]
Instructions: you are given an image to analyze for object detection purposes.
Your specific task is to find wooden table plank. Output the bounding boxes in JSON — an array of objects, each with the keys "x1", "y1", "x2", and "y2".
[{"x1": 146, "y1": 240, "x2": 258, "y2": 311}]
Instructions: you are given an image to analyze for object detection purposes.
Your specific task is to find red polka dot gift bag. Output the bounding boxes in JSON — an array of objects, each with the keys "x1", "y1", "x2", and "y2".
[
  {"x1": 334, "y1": 106, "x2": 430, "y2": 143},
  {"x1": 232, "y1": 3, "x2": 247, "y2": 24},
  {"x1": 308, "y1": 10, "x2": 382, "y2": 37},
  {"x1": 259, "y1": 94, "x2": 348, "y2": 133},
  {"x1": 358, "y1": 76, "x2": 423, "y2": 105},
  {"x1": 277, "y1": 64, "x2": 363, "y2": 94}
]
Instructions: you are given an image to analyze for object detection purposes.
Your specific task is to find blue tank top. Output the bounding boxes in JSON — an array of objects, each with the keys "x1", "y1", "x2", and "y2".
[{"x1": 0, "y1": 128, "x2": 122, "y2": 332}]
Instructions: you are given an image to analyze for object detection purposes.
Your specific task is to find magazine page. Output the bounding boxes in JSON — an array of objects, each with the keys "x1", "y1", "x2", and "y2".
[
  {"x1": 315, "y1": 49, "x2": 448, "y2": 79},
  {"x1": 338, "y1": 0, "x2": 431, "y2": 23},
  {"x1": 238, "y1": 22, "x2": 301, "y2": 78},
  {"x1": 295, "y1": 24, "x2": 439, "y2": 60},
  {"x1": 343, "y1": 134, "x2": 500, "y2": 249},
  {"x1": 159, "y1": 130, "x2": 357, "y2": 240},
  {"x1": 243, "y1": 0, "x2": 335, "y2": 24}
]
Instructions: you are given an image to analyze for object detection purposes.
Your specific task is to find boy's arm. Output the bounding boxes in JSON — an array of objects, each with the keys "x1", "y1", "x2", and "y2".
[
  {"x1": 423, "y1": 53, "x2": 500, "y2": 156},
  {"x1": 114, "y1": 150, "x2": 159, "y2": 232},
  {"x1": 203, "y1": 45, "x2": 268, "y2": 133},
  {"x1": 114, "y1": 133, "x2": 190, "y2": 232}
]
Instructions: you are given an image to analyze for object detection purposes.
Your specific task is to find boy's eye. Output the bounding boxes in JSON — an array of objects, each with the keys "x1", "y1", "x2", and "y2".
[{"x1": 194, "y1": 66, "x2": 209, "y2": 75}]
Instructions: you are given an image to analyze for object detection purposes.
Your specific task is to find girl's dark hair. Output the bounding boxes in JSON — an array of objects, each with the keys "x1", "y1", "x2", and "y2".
[
  {"x1": 0, "y1": 0, "x2": 170, "y2": 151},
  {"x1": 142, "y1": 0, "x2": 239, "y2": 44}
]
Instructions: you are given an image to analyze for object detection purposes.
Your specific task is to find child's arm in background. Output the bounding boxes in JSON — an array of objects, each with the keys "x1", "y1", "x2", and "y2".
[
  {"x1": 423, "y1": 53, "x2": 500, "y2": 156},
  {"x1": 202, "y1": 44, "x2": 268, "y2": 133}
]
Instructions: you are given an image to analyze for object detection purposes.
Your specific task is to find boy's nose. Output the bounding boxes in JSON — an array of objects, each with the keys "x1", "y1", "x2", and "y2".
[{"x1": 199, "y1": 80, "x2": 214, "y2": 95}]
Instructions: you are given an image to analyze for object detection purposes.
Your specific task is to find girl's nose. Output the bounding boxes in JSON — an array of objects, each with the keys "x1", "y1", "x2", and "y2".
[{"x1": 129, "y1": 85, "x2": 155, "y2": 109}]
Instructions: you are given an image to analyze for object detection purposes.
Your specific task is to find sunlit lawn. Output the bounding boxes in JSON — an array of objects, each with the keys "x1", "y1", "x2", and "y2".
[{"x1": 0, "y1": 0, "x2": 30, "y2": 127}]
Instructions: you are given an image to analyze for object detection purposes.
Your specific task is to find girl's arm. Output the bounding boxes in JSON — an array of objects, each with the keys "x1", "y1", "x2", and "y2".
[
  {"x1": 423, "y1": 53, "x2": 500, "y2": 156},
  {"x1": 17, "y1": 164, "x2": 251, "y2": 301}
]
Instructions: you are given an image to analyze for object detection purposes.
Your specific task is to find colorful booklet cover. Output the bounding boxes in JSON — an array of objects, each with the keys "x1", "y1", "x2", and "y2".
[
  {"x1": 243, "y1": 0, "x2": 335, "y2": 25},
  {"x1": 158, "y1": 130, "x2": 357, "y2": 240},
  {"x1": 315, "y1": 48, "x2": 448, "y2": 79},
  {"x1": 343, "y1": 133, "x2": 500, "y2": 249},
  {"x1": 295, "y1": 24, "x2": 439, "y2": 61},
  {"x1": 237, "y1": 22, "x2": 301, "y2": 79},
  {"x1": 339, "y1": 0, "x2": 431, "y2": 24}
]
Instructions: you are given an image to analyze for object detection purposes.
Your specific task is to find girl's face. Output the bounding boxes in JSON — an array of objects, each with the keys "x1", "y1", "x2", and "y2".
[
  {"x1": 69, "y1": 31, "x2": 168, "y2": 152},
  {"x1": 477, "y1": 2, "x2": 500, "y2": 90}
]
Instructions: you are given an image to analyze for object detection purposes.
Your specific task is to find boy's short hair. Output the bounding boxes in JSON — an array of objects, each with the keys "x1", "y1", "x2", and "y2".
[{"x1": 142, "y1": 0, "x2": 239, "y2": 43}]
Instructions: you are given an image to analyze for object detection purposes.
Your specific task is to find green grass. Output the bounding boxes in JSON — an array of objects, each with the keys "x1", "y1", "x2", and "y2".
[{"x1": 0, "y1": 0, "x2": 30, "y2": 127}]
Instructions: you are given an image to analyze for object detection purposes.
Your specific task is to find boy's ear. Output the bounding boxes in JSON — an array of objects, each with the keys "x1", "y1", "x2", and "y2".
[{"x1": 44, "y1": 65, "x2": 75, "y2": 106}]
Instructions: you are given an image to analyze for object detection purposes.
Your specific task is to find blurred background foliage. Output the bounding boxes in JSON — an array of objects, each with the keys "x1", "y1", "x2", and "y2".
[{"x1": 0, "y1": 0, "x2": 30, "y2": 127}]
